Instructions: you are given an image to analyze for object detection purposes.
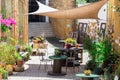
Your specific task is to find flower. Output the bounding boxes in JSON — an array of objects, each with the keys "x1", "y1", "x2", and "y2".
[
  {"x1": 0, "y1": 14, "x2": 16, "y2": 32},
  {"x1": 65, "y1": 38, "x2": 77, "y2": 45},
  {"x1": 84, "y1": 69, "x2": 91, "y2": 75}
]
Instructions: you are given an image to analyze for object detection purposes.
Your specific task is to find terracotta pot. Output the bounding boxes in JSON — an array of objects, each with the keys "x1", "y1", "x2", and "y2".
[
  {"x1": 32, "y1": 40, "x2": 38, "y2": 43},
  {"x1": 6, "y1": 65, "x2": 13, "y2": 75},
  {"x1": 75, "y1": 44, "x2": 79, "y2": 48},
  {"x1": 17, "y1": 60, "x2": 24, "y2": 67},
  {"x1": 0, "y1": 73, "x2": 2, "y2": 80}
]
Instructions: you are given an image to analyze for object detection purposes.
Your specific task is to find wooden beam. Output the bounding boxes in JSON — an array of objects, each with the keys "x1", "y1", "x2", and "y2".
[
  {"x1": 12, "y1": 0, "x2": 19, "y2": 45},
  {"x1": 5, "y1": 0, "x2": 12, "y2": 17},
  {"x1": 23, "y1": 0, "x2": 28, "y2": 44}
]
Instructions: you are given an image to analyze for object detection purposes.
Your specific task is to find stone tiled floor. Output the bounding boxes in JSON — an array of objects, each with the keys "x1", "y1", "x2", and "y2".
[
  {"x1": 8, "y1": 56, "x2": 85, "y2": 80},
  {"x1": 8, "y1": 40, "x2": 92, "y2": 80}
]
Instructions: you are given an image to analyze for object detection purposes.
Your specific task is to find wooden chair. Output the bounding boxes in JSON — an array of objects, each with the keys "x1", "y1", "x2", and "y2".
[{"x1": 65, "y1": 48, "x2": 82, "y2": 72}]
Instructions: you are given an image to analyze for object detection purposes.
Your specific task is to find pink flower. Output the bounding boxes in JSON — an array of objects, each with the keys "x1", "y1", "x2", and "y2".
[
  {"x1": 2, "y1": 19, "x2": 11, "y2": 27},
  {"x1": 20, "y1": 34, "x2": 23, "y2": 39},
  {"x1": 8, "y1": 18, "x2": 16, "y2": 26},
  {"x1": 0, "y1": 14, "x2": 2, "y2": 24}
]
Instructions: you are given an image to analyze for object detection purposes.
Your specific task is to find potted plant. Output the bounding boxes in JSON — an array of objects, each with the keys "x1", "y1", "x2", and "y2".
[
  {"x1": 5, "y1": 65, "x2": 13, "y2": 75},
  {"x1": 83, "y1": 37, "x2": 112, "y2": 75},
  {"x1": 15, "y1": 53, "x2": 24, "y2": 67},
  {"x1": 32, "y1": 36, "x2": 45, "y2": 43},
  {"x1": 19, "y1": 44, "x2": 32, "y2": 61},
  {"x1": 65, "y1": 38, "x2": 77, "y2": 49},
  {"x1": 0, "y1": 67, "x2": 8, "y2": 79},
  {"x1": 0, "y1": 43, "x2": 16, "y2": 65},
  {"x1": 54, "y1": 49, "x2": 61, "y2": 56}
]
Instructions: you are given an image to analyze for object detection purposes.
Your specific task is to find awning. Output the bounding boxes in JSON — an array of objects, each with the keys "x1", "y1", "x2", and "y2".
[{"x1": 28, "y1": 0, "x2": 107, "y2": 20}]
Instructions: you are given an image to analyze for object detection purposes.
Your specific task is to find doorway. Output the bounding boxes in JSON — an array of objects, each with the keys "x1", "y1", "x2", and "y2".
[{"x1": 29, "y1": 0, "x2": 46, "y2": 22}]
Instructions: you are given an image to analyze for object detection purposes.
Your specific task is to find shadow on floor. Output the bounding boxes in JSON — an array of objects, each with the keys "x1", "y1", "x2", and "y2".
[
  {"x1": 46, "y1": 37, "x2": 63, "y2": 48},
  {"x1": 11, "y1": 63, "x2": 85, "y2": 80}
]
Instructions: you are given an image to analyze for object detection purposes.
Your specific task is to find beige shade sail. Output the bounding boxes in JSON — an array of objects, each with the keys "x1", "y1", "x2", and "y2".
[{"x1": 29, "y1": 0, "x2": 107, "y2": 19}]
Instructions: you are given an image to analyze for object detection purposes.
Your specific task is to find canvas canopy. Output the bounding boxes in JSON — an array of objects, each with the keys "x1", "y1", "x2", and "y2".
[{"x1": 28, "y1": 0, "x2": 107, "y2": 20}]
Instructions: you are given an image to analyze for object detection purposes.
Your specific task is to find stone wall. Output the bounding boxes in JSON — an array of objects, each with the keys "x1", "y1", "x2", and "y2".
[{"x1": 49, "y1": 0, "x2": 76, "y2": 39}]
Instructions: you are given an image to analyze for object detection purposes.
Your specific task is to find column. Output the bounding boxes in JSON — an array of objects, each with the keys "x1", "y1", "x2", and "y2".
[
  {"x1": 12, "y1": 0, "x2": 19, "y2": 45},
  {"x1": 5, "y1": 0, "x2": 12, "y2": 17},
  {"x1": 23, "y1": 0, "x2": 28, "y2": 44}
]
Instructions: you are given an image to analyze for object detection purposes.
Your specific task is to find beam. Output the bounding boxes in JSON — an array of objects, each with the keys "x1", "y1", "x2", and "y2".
[
  {"x1": 12, "y1": 0, "x2": 19, "y2": 45},
  {"x1": 23, "y1": 0, "x2": 28, "y2": 44}
]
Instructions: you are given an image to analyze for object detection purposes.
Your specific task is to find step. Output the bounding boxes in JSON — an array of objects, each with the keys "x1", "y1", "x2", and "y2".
[{"x1": 29, "y1": 22, "x2": 55, "y2": 37}]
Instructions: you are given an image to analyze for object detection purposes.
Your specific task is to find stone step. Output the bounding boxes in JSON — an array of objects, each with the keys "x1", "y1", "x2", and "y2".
[{"x1": 29, "y1": 22, "x2": 55, "y2": 37}]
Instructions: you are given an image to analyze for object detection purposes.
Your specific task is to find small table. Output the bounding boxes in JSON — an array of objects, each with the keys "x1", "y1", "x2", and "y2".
[
  {"x1": 48, "y1": 55, "x2": 67, "y2": 76},
  {"x1": 76, "y1": 73, "x2": 99, "y2": 80}
]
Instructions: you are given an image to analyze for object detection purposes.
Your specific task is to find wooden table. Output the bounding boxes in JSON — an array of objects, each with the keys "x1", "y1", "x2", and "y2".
[
  {"x1": 48, "y1": 55, "x2": 67, "y2": 76},
  {"x1": 76, "y1": 73, "x2": 99, "y2": 80}
]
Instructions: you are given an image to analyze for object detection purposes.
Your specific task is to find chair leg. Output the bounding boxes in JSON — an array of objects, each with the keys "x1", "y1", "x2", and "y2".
[
  {"x1": 66, "y1": 66, "x2": 67, "y2": 72},
  {"x1": 73, "y1": 64, "x2": 75, "y2": 73},
  {"x1": 38, "y1": 61, "x2": 41, "y2": 70},
  {"x1": 65, "y1": 62, "x2": 68, "y2": 72},
  {"x1": 44, "y1": 61, "x2": 47, "y2": 71}
]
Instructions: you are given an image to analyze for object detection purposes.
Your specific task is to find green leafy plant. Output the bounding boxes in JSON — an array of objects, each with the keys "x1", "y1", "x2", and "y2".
[
  {"x1": 54, "y1": 49, "x2": 60, "y2": 56},
  {"x1": 84, "y1": 37, "x2": 112, "y2": 67},
  {"x1": 65, "y1": 38, "x2": 77, "y2": 45},
  {"x1": 0, "y1": 68, "x2": 8, "y2": 79},
  {"x1": 14, "y1": 52, "x2": 22, "y2": 61},
  {"x1": 25, "y1": 44, "x2": 33, "y2": 53},
  {"x1": 0, "y1": 43, "x2": 17, "y2": 65},
  {"x1": 84, "y1": 37, "x2": 112, "y2": 75},
  {"x1": 32, "y1": 36, "x2": 45, "y2": 43}
]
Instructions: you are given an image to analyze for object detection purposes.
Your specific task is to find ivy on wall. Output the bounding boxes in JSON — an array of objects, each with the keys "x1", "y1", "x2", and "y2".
[
  {"x1": 76, "y1": 0, "x2": 100, "y2": 4},
  {"x1": 85, "y1": 0, "x2": 100, "y2": 3}
]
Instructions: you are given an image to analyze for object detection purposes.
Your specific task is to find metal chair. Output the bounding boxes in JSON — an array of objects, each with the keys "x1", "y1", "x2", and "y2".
[{"x1": 37, "y1": 43, "x2": 52, "y2": 71}]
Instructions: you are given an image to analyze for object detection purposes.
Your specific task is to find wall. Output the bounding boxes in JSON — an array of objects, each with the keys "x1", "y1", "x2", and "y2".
[
  {"x1": 109, "y1": 0, "x2": 120, "y2": 49},
  {"x1": 49, "y1": 0, "x2": 76, "y2": 39}
]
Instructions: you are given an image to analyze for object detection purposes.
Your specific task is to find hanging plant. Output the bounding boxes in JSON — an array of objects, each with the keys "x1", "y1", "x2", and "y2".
[
  {"x1": 0, "y1": 14, "x2": 16, "y2": 42},
  {"x1": 0, "y1": 14, "x2": 16, "y2": 32}
]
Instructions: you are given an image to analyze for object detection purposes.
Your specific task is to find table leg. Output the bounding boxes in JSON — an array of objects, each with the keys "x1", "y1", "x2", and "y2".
[
  {"x1": 48, "y1": 59, "x2": 66, "y2": 76},
  {"x1": 53, "y1": 60, "x2": 61, "y2": 73}
]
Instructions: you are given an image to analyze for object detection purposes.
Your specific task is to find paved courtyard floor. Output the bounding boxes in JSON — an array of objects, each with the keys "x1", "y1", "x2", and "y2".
[{"x1": 8, "y1": 38, "x2": 92, "y2": 80}]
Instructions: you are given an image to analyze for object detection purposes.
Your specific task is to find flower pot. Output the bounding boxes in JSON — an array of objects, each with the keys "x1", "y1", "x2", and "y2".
[
  {"x1": 0, "y1": 73, "x2": 2, "y2": 80},
  {"x1": 66, "y1": 44, "x2": 71, "y2": 49},
  {"x1": 32, "y1": 40, "x2": 38, "y2": 43},
  {"x1": 17, "y1": 60, "x2": 24, "y2": 67},
  {"x1": 6, "y1": 65, "x2": 13, "y2": 75},
  {"x1": 14, "y1": 65, "x2": 24, "y2": 72},
  {"x1": 75, "y1": 44, "x2": 79, "y2": 48}
]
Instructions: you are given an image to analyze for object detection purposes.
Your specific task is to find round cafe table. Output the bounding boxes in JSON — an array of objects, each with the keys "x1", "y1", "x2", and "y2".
[
  {"x1": 48, "y1": 55, "x2": 67, "y2": 76},
  {"x1": 76, "y1": 73, "x2": 99, "y2": 80}
]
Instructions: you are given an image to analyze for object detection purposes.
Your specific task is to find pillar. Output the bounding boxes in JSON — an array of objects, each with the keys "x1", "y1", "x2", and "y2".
[
  {"x1": 23, "y1": 0, "x2": 28, "y2": 44},
  {"x1": 12, "y1": 0, "x2": 19, "y2": 45}
]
